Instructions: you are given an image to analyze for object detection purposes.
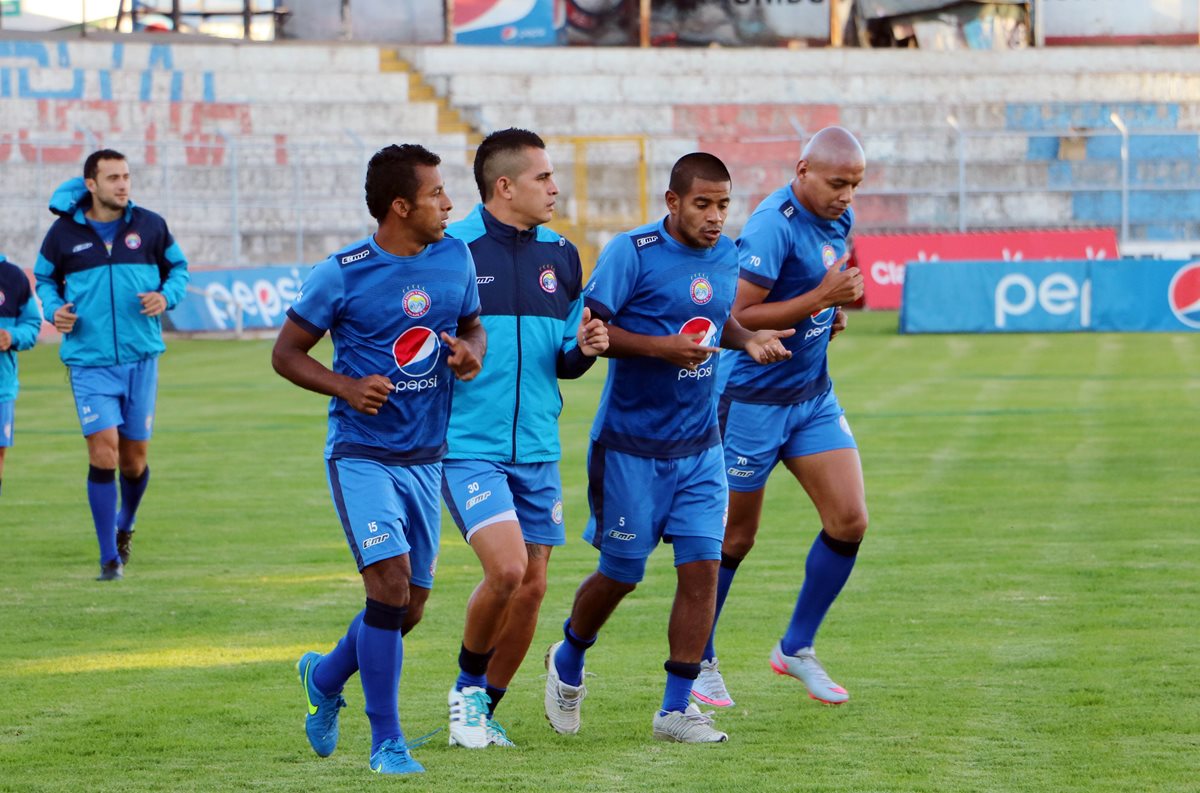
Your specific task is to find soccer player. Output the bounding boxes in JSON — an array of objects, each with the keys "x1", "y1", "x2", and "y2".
[
  {"x1": 542, "y1": 153, "x2": 793, "y2": 743},
  {"x1": 441, "y1": 128, "x2": 608, "y2": 749},
  {"x1": 0, "y1": 254, "x2": 44, "y2": 497},
  {"x1": 273, "y1": 144, "x2": 486, "y2": 775},
  {"x1": 34, "y1": 149, "x2": 190, "y2": 581},
  {"x1": 692, "y1": 126, "x2": 867, "y2": 710}
]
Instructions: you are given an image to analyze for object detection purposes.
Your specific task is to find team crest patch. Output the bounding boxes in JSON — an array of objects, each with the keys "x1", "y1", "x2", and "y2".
[
  {"x1": 0, "y1": 290, "x2": 6, "y2": 308},
  {"x1": 551, "y1": 500, "x2": 564, "y2": 525},
  {"x1": 403, "y1": 289, "x2": 431, "y2": 318},
  {"x1": 125, "y1": 232, "x2": 142, "y2": 251},
  {"x1": 821, "y1": 244, "x2": 837, "y2": 270},
  {"x1": 690, "y1": 277, "x2": 713, "y2": 305},
  {"x1": 539, "y1": 269, "x2": 558, "y2": 294}
]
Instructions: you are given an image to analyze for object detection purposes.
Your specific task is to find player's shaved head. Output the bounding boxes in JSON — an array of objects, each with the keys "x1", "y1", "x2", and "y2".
[
  {"x1": 794, "y1": 126, "x2": 865, "y2": 221},
  {"x1": 474, "y1": 128, "x2": 547, "y2": 201},
  {"x1": 668, "y1": 152, "x2": 732, "y2": 197},
  {"x1": 801, "y1": 126, "x2": 865, "y2": 170}
]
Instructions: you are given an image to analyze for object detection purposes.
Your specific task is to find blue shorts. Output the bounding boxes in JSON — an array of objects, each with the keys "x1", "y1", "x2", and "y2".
[
  {"x1": 441, "y1": 459, "x2": 565, "y2": 546},
  {"x1": 0, "y1": 400, "x2": 13, "y2": 448},
  {"x1": 326, "y1": 457, "x2": 442, "y2": 587},
  {"x1": 68, "y1": 358, "x2": 159, "y2": 440},
  {"x1": 718, "y1": 387, "x2": 857, "y2": 493},
  {"x1": 583, "y1": 442, "x2": 726, "y2": 562}
]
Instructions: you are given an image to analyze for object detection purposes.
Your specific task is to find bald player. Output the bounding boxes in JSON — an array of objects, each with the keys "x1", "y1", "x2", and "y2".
[{"x1": 692, "y1": 127, "x2": 868, "y2": 709}]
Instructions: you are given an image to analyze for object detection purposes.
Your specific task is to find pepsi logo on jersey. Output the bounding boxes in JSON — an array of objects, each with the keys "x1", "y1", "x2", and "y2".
[
  {"x1": 392, "y1": 326, "x2": 441, "y2": 392},
  {"x1": 678, "y1": 316, "x2": 718, "y2": 380}
]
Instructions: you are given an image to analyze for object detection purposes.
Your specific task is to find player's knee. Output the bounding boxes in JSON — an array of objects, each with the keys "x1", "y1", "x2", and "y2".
[
  {"x1": 829, "y1": 505, "x2": 868, "y2": 542},
  {"x1": 723, "y1": 533, "x2": 755, "y2": 559},
  {"x1": 516, "y1": 567, "x2": 549, "y2": 605},
  {"x1": 485, "y1": 556, "x2": 528, "y2": 597}
]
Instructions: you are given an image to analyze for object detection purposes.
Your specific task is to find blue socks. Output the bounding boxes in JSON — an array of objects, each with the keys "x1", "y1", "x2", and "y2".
[
  {"x1": 704, "y1": 553, "x2": 743, "y2": 662},
  {"x1": 485, "y1": 685, "x2": 506, "y2": 717},
  {"x1": 117, "y1": 466, "x2": 150, "y2": 533},
  {"x1": 781, "y1": 530, "x2": 860, "y2": 655},
  {"x1": 87, "y1": 466, "x2": 118, "y2": 565},
  {"x1": 313, "y1": 610, "x2": 363, "y2": 696},
  {"x1": 358, "y1": 599, "x2": 407, "y2": 754},
  {"x1": 661, "y1": 661, "x2": 700, "y2": 714},
  {"x1": 455, "y1": 644, "x2": 493, "y2": 691},
  {"x1": 553, "y1": 619, "x2": 595, "y2": 687}
]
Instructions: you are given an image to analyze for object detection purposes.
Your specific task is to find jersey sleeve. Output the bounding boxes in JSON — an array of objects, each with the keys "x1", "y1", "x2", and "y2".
[
  {"x1": 583, "y1": 235, "x2": 640, "y2": 322},
  {"x1": 285, "y1": 258, "x2": 343, "y2": 336},
  {"x1": 459, "y1": 246, "x2": 481, "y2": 323},
  {"x1": 157, "y1": 223, "x2": 190, "y2": 310},
  {"x1": 11, "y1": 279, "x2": 43, "y2": 351},
  {"x1": 735, "y1": 211, "x2": 790, "y2": 290},
  {"x1": 33, "y1": 231, "x2": 65, "y2": 320}
]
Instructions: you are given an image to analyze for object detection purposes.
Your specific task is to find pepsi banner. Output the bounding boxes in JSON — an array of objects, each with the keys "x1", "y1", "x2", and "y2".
[
  {"x1": 900, "y1": 259, "x2": 1200, "y2": 334},
  {"x1": 166, "y1": 265, "x2": 305, "y2": 333},
  {"x1": 855, "y1": 229, "x2": 1119, "y2": 310},
  {"x1": 454, "y1": 0, "x2": 564, "y2": 45}
]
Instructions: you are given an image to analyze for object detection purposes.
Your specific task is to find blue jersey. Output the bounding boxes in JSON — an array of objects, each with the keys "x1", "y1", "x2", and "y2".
[
  {"x1": 0, "y1": 257, "x2": 43, "y2": 403},
  {"x1": 584, "y1": 218, "x2": 738, "y2": 459},
  {"x1": 722, "y1": 185, "x2": 854, "y2": 404},
  {"x1": 286, "y1": 235, "x2": 481, "y2": 465},
  {"x1": 444, "y1": 205, "x2": 592, "y2": 463},
  {"x1": 34, "y1": 178, "x2": 189, "y2": 368}
]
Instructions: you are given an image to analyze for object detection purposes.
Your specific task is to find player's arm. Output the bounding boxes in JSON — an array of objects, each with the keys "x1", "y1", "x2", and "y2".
[
  {"x1": 271, "y1": 319, "x2": 392, "y2": 415},
  {"x1": 9, "y1": 287, "x2": 44, "y2": 351},
  {"x1": 718, "y1": 316, "x2": 793, "y2": 364},
  {"x1": 732, "y1": 253, "x2": 862, "y2": 331},
  {"x1": 557, "y1": 298, "x2": 607, "y2": 379},
  {"x1": 142, "y1": 228, "x2": 189, "y2": 317},
  {"x1": 599, "y1": 321, "x2": 718, "y2": 369},
  {"x1": 33, "y1": 247, "x2": 75, "y2": 333},
  {"x1": 443, "y1": 316, "x2": 486, "y2": 382}
]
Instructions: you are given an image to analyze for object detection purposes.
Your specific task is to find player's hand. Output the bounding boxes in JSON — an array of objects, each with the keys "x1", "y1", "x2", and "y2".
[
  {"x1": 577, "y1": 307, "x2": 609, "y2": 357},
  {"x1": 830, "y1": 308, "x2": 848, "y2": 341},
  {"x1": 658, "y1": 332, "x2": 720, "y2": 370},
  {"x1": 139, "y1": 291, "x2": 168, "y2": 316},
  {"x1": 0, "y1": 329, "x2": 11, "y2": 352},
  {"x1": 745, "y1": 328, "x2": 794, "y2": 365},
  {"x1": 53, "y1": 303, "x2": 78, "y2": 333},
  {"x1": 818, "y1": 253, "x2": 863, "y2": 307},
  {"x1": 442, "y1": 331, "x2": 483, "y2": 382},
  {"x1": 341, "y1": 374, "x2": 393, "y2": 415}
]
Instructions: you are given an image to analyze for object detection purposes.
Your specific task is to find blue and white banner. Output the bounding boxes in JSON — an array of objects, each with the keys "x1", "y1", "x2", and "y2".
[
  {"x1": 167, "y1": 265, "x2": 308, "y2": 333},
  {"x1": 900, "y1": 259, "x2": 1200, "y2": 333}
]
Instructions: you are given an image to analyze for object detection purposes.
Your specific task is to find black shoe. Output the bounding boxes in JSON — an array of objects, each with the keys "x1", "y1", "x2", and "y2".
[
  {"x1": 97, "y1": 560, "x2": 124, "y2": 581},
  {"x1": 117, "y1": 530, "x2": 134, "y2": 565}
]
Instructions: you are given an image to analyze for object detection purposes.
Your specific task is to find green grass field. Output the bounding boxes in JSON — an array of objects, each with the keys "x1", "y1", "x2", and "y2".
[{"x1": 1, "y1": 312, "x2": 1197, "y2": 793}]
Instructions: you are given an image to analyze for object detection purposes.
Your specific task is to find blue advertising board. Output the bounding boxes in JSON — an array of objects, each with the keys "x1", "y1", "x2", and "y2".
[
  {"x1": 166, "y1": 265, "x2": 307, "y2": 333},
  {"x1": 900, "y1": 259, "x2": 1200, "y2": 333}
]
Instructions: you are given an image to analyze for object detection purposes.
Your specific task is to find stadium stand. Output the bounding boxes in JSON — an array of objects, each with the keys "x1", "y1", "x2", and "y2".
[{"x1": 4, "y1": 37, "x2": 1200, "y2": 269}]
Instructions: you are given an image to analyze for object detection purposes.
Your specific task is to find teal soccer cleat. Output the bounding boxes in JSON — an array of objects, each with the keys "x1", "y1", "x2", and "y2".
[
  {"x1": 370, "y1": 737, "x2": 426, "y2": 774},
  {"x1": 297, "y1": 651, "x2": 346, "y2": 757}
]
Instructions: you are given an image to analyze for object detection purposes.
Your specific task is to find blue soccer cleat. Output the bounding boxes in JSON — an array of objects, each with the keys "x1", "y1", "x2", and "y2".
[
  {"x1": 297, "y1": 651, "x2": 346, "y2": 757},
  {"x1": 370, "y1": 737, "x2": 426, "y2": 774}
]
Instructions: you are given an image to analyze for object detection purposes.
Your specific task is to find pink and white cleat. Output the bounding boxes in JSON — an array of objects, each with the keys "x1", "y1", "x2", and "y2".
[{"x1": 769, "y1": 642, "x2": 849, "y2": 705}]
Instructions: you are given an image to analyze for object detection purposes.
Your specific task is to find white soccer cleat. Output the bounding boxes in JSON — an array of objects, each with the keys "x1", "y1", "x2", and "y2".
[
  {"x1": 652, "y1": 703, "x2": 728, "y2": 743},
  {"x1": 543, "y1": 641, "x2": 587, "y2": 735},
  {"x1": 486, "y1": 718, "x2": 516, "y2": 747},
  {"x1": 691, "y1": 657, "x2": 735, "y2": 707},
  {"x1": 769, "y1": 642, "x2": 849, "y2": 705},
  {"x1": 448, "y1": 686, "x2": 491, "y2": 748}
]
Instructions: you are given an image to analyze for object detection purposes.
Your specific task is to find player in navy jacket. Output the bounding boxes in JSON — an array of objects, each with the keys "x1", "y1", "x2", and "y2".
[
  {"x1": 0, "y1": 254, "x2": 44, "y2": 498},
  {"x1": 34, "y1": 149, "x2": 189, "y2": 581}
]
